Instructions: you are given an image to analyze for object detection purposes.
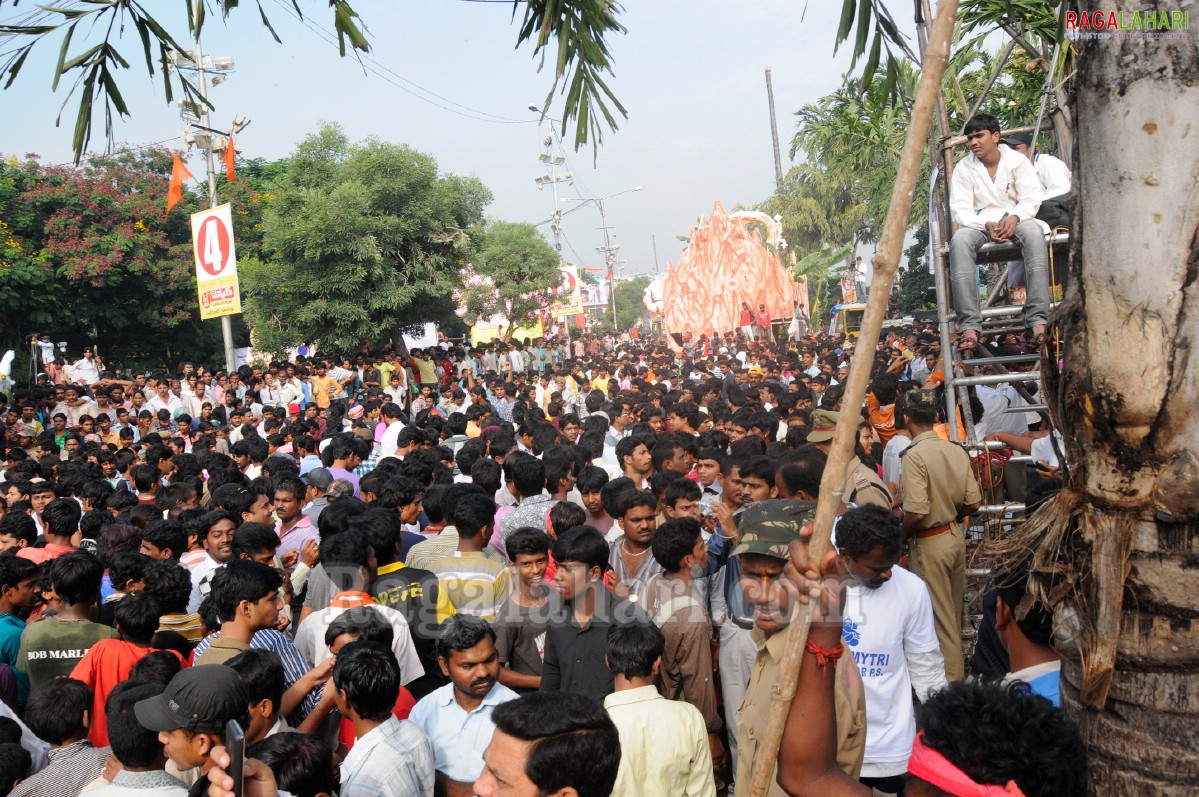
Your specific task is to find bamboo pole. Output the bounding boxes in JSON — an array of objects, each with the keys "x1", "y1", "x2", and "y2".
[{"x1": 745, "y1": 2, "x2": 960, "y2": 794}]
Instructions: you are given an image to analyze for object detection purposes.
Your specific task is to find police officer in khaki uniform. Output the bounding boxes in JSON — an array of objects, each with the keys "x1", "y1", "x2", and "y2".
[
  {"x1": 732, "y1": 500, "x2": 866, "y2": 795},
  {"x1": 807, "y1": 409, "x2": 893, "y2": 511},
  {"x1": 898, "y1": 390, "x2": 982, "y2": 681}
]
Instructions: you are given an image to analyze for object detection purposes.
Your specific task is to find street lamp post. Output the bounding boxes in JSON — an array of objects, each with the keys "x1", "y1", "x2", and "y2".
[
  {"x1": 172, "y1": 0, "x2": 249, "y2": 372},
  {"x1": 530, "y1": 105, "x2": 574, "y2": 347},
  {"x1": 563, "y1": 186, "x2": 642, "y2": 332}
]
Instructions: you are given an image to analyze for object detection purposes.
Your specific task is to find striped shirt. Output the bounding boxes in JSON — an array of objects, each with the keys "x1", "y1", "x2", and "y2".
[
  {"x1": 340, "y1": 715, "x2": 434, "y2": 797},
  {"x1": 429, "y1": 551, "x2": 511, "y2": 622},
  {"x1": 192, "y1": 629, "x2": 319, "y2": 719},
  {"x1": 10, "y1": 738, "x2": 106, "y2": 797},
  {"x1": 405, "y1": 527, "x2": 460, "y2": 570},
  {"x1": 158, "y1": 612, "x2": 204, "y2": 643}
]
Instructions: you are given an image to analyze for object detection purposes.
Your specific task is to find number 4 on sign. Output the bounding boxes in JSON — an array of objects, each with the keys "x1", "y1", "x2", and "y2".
[
  {"x1": 190, "y1": 204, "x2": 238, "y2": 282},
  {"x1": 203, "y1": 218, "x2": 224, "y2": 275}
]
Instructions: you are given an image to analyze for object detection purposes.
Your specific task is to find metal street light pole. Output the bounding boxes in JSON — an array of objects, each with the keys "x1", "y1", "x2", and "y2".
[
  {"x1": 189, "y1": 1, "x2": 236, "y2": 372},
  {"x1": 595, "y1": 197, "x2": 617, "y2": 328},
  {"x1": 563, "y1": 186, "x2": 641, "y2": 333},
  {"x1": 530, "y1": 105, "x2": 574, "y2": 348}
]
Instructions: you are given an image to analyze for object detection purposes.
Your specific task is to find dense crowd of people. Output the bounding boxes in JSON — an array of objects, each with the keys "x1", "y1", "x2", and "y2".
[{"x1": 0, "y1": 312, "x2": 1083, "y2": 797}]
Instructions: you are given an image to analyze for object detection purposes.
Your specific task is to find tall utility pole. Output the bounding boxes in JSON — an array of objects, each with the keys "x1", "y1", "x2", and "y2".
[
  {"x1": 652, "y1": 235, "x2": 660, "y2": 274},
  {"x1": 594, "y1": 198, "x2": 621, "y2": 329},
  {"x1": 531, "y1": 107, "x2": 573, "y2": 346},
  {"x1": 190, "y1": 0, "x2": 235, "y2": 372},
  {"x1": 765, "y1": 67, "x2": 784, "y2": 190},
  {"x1": 563, "y1": 186, "x2": 641, "y2": 332}
]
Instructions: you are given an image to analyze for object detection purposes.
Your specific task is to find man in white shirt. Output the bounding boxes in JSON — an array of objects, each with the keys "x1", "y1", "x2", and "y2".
[
  {"x1": 508, "y1": 345, "x2": 525, "y2": 375},
  {"x1": 383, "y1": 372, "x2": 408, "y2": 407},
  {"x1": 378, "y1": 402, "x2": 407, "y2": 458},
  {"x1": 834, "y1": 504, "x2": 946, "y2": 795},
  {"x1": 949, "y1": 113, "x2": 1050, "y2": 348},
  {"x1": 69, "y1": 348, "x2": 103, "y2": 385},
  {"x1": 147, "y1": 383, "x2": 182, "y2": 417},
  {"x1": 1003, "y1": 131, "x2": 1072, "y2": 230}
]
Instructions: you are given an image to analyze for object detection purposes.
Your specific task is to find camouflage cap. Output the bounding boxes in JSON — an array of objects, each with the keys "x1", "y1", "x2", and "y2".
[
  {"x1": 905, "y1": 389, "x2": 939, "y2": 411},
  {"x1": 806, "y1": 408, "x2": 863, "y2": 443},
  {"x1": 731, "y1": 499, "x2": 817, "y2": 560}
]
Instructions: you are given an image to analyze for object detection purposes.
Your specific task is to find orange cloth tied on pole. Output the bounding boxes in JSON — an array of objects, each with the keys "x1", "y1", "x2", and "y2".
[
  {"x1": 167, "y1": 155, "x2": 193, "y2": 213},
  {"x1": 223, "y1": 135, "x2": 236, "y2": 181}
]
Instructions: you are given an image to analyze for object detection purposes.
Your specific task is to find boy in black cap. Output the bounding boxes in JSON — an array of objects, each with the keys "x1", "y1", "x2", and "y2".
[{"x1": 134, "y1": 665, "x2": 248, "y2": 790}]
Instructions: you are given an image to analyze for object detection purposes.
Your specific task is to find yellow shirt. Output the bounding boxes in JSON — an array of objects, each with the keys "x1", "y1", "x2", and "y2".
[
  {"x1": 310, "y1": 375, "x2": 335, "y2": 409},
  {"x1": 604, "y1": 685, "x2": 716, "y2": 797}
]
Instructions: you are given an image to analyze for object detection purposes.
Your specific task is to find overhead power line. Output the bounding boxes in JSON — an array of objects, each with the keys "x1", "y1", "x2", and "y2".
[{"x1": 268, "y1": 0, "x2": 536, "y2": 126}]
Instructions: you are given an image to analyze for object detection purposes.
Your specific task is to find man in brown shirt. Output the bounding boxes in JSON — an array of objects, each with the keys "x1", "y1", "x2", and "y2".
[
  {"x1": 194, "y1": 560, "x2": 283, "y2": 666},
  {"x1": 898, "y1": 390, "x2": 983, "y2": 681},
  {"x1": 640, "y1": 518, "x2": 726, "y2": 771},
  {"x1": 732, "y1": 501, "x2": 866, "y2": 794}
]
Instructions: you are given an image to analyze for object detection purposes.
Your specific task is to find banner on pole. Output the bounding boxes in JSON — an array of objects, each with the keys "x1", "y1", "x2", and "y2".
[
  {"x1": 191, "y1": 203, "x2": 243, "y2": 320},
  {"x1": 839, "y1": 278, "x2": 858, "y2": 305},
  {"x1": 551, "y1": 264, "x2": 584, "y2": 316}
]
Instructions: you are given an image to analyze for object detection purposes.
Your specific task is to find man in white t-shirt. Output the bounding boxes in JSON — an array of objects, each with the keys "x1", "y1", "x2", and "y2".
[
  {"x1": 833, "y1": 504, "x2": 946, "y2": 795},
  {"x1": 378, "y1": 402, "x2": 407, "y2": 458}
]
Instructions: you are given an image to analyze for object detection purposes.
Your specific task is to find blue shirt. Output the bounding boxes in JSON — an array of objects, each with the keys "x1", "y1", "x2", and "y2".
[
  {"x1": 1006, "y1": 661, "x2": 1061, "y2": 707},
  {"x1": 0, "y1": 614, "x2": 26, "y2": 706},
  {"x1": 0, "y1": 614, "x2": 24, "y2": 667},
  {"x1": 1027, "y1": 670, "x2": 1060, "y2": 706},
  {"x1": 408, "y1": 680, "x2": 518, "y2": 782}
]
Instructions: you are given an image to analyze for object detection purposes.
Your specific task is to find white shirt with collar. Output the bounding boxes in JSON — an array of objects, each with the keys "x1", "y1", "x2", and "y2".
[
  {"x1": 950, "y1": 143, "x2": 1046, "y2": 233},
  {"x1": 1033, "y1": 152, "x2": 1072, "y2": 198}
]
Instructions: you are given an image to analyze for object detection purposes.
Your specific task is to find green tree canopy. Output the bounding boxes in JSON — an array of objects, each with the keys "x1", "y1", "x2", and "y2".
[
  {"x1": 458, "y1": 221, "x2": 561, "y2": 338},
  {"x1": 614, "y1": 273, "x2": 650, "y2": 332},
  {"x1": 0, "y1": 149, "x2": 248, "y2": 366},
  {"x1": 241, "y1": 123, "x2": 490, "y2": 354}
]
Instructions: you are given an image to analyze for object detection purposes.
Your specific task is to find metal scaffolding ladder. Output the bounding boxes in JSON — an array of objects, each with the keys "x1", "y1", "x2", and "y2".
[{"x1": 929, "y1": 160, "x2": 1068, "y2": 521}]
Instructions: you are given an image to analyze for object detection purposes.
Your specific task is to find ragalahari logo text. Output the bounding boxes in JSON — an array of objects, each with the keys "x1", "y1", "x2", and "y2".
[{"x1": 1065, "y1": 9, "x2": 1190, "y2": 40}]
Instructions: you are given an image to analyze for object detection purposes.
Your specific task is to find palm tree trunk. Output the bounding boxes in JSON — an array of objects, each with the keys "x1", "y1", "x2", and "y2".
[{"x1": 1039, "y1": 3, "x2": 1199, "y2": 792}]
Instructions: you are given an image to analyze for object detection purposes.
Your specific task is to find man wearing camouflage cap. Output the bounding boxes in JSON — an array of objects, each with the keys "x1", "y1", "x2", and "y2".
[
  {"x1": 898, "y1": 389, "x2": 982, "y2": 682},
  {"x1": 806, "y1": 409, "x2": 893, "y2": 511},
  {"x1": 732, "y1": 500, "x2": 865, "y2": 794}
]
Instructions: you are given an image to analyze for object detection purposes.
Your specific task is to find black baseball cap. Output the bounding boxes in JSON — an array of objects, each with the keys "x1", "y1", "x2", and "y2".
[{"x1": 135, "y1": 665, "x2": 248, "y2": 734}]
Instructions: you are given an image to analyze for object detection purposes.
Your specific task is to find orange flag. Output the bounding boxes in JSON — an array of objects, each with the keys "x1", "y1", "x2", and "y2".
[
  {"x1": 223, "y1": 135, "x2": 236, "y2": 182},
  {"x1": 167, "y1": 155, "x2": 193, "y2": 213}
]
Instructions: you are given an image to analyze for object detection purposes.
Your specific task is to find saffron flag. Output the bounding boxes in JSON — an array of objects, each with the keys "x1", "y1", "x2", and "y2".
[
  {"x1": 167, "y1": 155, "x2": 193, "y2": 213},
  {"x1": 223, "y1": 136, "x2": 236, "y2": 181}
]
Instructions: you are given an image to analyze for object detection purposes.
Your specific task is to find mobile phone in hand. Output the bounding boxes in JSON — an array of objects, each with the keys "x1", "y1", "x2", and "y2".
[{"x1": 225, "y1": 719, "x2": 245, "y2": 797}]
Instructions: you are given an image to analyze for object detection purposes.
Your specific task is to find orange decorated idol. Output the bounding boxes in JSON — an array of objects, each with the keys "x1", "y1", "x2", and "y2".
[{"x1": 662, "y1": 202, "x2": 807, "y2": 342}]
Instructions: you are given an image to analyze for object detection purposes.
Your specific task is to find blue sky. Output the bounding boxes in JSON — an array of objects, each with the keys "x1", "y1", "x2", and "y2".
[{"x1": 1, "y1": 1, "x2": 917, "y2": 276}]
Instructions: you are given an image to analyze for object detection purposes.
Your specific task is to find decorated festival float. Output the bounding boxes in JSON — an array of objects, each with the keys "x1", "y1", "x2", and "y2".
[{"x1": 660, "y1": 202, "x2": 808, "y2": 346}]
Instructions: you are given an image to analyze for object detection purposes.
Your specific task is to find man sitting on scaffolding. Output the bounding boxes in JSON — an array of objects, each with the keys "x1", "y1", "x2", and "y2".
[{"x1": 949, "y1": 113, "x2": 1050, "y2": 351}]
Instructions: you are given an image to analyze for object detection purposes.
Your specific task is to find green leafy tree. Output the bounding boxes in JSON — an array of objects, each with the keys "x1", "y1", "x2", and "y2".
[
  {"x1": 790, "y1": 242, "x2": 852, "y2": 322},
  {"x1": 614, "y1": 274, "x2": 650, "y2": 332},
  {"x1": 458, "y1": 222, "x2": 560, "y2": 340},
  {"x1": 0, "y1": 0, "x2": 627, "y2": 161},
  {"x1": 895, "y1": 225, "x2": 933, "y2": 314},
  {"x1": 0, "y1": 149, "x2": 246, "y2": 366},
  {"x1": 241, "y1": 123, "x2": 490, "y2": 354}
]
